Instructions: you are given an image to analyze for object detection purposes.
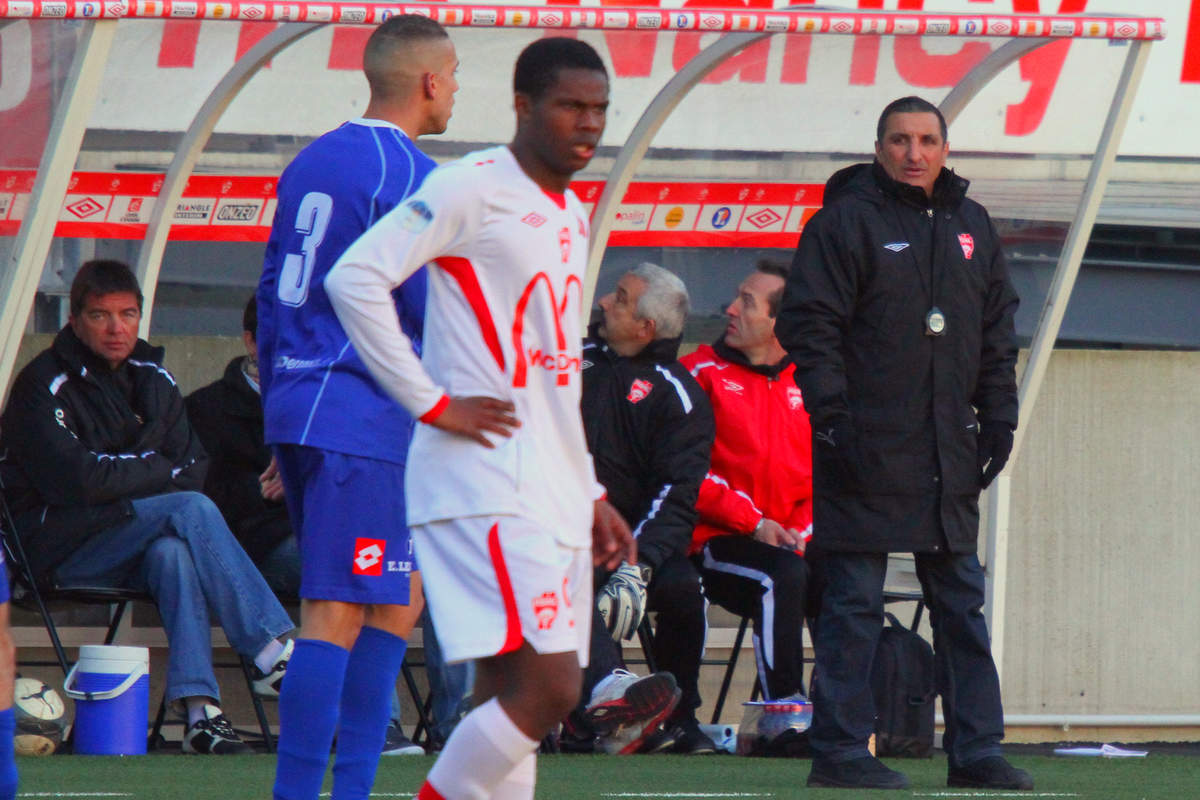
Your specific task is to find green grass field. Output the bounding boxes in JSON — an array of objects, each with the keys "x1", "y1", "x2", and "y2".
[{"x1": 12, "y1": 752, "x2": 1200, "y2": 800}]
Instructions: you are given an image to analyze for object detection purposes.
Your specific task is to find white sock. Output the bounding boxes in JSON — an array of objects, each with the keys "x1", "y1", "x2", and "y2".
[
  {"x1": 253, "y1": 638, "x2": 286, "y2": 673},
  {"x1": 423, "y1": 698, "x2": 537, "y2": 800},
  {"x1": 491, "y1": 752, "x2": 536, "y2": 800},
  {"x1": 184, "y1": 697, "x2": 216, "y2": 726}
]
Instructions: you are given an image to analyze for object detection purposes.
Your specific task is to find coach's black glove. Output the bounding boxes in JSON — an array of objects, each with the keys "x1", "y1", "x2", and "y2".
[
  {"x1": 977, "y1": 420, "x2": 1014, "y2": 489},
  {"x1": 812, "y1": 416, "x2": 863, "y2": 493}
]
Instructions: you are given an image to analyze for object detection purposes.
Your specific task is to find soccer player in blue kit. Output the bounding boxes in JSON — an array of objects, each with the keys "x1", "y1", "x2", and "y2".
[
  {"x1": 256, "y1": 15, "x2": 458, "y2": 800},
  {"x1": 0, "y1": 558, "x2": 16, "y2": 800}
]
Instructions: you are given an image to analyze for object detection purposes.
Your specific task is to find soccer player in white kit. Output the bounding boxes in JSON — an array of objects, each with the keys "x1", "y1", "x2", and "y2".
[{"x1": 326, "y1": 38, "x2": 633, "y2": 800}]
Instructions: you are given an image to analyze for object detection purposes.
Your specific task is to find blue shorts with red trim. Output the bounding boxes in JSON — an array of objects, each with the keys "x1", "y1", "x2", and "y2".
[{"x1": 273, "y1": 444, "x2": 413, "y2": 605}]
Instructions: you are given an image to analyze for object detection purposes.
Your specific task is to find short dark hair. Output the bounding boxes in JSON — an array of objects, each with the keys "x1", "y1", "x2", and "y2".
[
  {"x1": 876, "y1": 95, "x2": 947, "y2": 144},
  {"x1": 70, "y1": 260, "x2": 143, "y2": 317},
  {"x1": 513, "y1": 37, "x2": 607, "y2": 102},
  {"x1": 242, "y1": 296, "x2": 257, "y2": 337},
  {"x1": 363, "y1": 14, "x2": 449, "y2": 97},
  {"x1": 756, "y1": 258, "x2": 790, "y2": 317}
]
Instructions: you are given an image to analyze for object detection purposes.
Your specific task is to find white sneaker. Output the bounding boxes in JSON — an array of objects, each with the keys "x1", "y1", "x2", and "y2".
[
  {"x1": 251, "y1": 639, "x2": 293, "y2": 698},
  {"x1": 585, "y1": 669, "x2": 680, "y2": 755}
]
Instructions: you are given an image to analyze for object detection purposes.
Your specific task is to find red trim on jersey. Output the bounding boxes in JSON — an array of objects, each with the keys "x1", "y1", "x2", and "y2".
[
  {"x1": 542, "y1": 190, "x2": 567, "y2": 210},
  {"x1": 419, "y1": 394, "x2": 450, "y2": 423},
  {"x1": 435, "y1": 256, "x2": 506, "y2": 372},
  {"x1": 488, "y1": 523, "x2": 524, "y2": 655},
  {"x1": 417, "y1": 781, "x2": 447, "y2": 800}
]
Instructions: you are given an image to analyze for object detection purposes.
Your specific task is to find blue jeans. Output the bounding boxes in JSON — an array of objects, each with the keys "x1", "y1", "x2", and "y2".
[
  {"x1": 54, "y1": 492, "x2": 295, "y2": 705},
  {"x1": 387, "y1": 607, "x2": 473, "y2": 746},
  {"x1": 809, "y1": 551, "x2": 1004, "y2": 766}
]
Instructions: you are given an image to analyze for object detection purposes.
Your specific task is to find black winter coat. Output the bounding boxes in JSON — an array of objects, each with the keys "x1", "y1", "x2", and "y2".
[
  {"x1": 777, "y1": 162, "x2": 1019, "y2": 554},
  {"x1": 0, "y1": 327, "x2": 207, "y2": 583},
  {"x1": 580, "y1": 329, "x2": 714, "y2": 573},
  {"x1": 185, "y1": 357, "x2": 292, "y2": 564}
]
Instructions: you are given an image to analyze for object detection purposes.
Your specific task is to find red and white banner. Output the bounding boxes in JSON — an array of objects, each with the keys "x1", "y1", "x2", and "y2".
[{"x1": 0, "y1": 170, "x2": 825, "y2": 248}]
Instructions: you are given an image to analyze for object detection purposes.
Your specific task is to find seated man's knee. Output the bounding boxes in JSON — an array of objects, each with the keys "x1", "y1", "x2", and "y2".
[
  {"x1": 649, "y1": 559, "x2": 704, "y2": 614},
  {"x1": 541, "y1": 664, "x2": 583, "y2": 718},
  {"x1": 144, "y1": 534, "x2": 193, "y2": 572}
]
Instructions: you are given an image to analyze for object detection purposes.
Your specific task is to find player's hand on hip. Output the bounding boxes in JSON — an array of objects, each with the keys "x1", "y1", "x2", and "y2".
[
  {"x1": 592, "y1": 498, "x2": 635, "y2": 570},
  {"x1": 431, "y1": 396, "x2": 521, "y2": 448}
]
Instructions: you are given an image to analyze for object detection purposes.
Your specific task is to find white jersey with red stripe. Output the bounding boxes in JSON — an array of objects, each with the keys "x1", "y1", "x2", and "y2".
[{"x1": 327, "y1": 145, "x2": 598, "y2": 546}]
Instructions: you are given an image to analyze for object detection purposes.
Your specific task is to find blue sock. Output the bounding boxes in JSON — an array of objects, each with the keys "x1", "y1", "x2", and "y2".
[
  {"x1": 274, "y1": 639, "x2": 350, "y2": 800},
  {"x1": 331, "y1": 627, "x2": 408, "y2": 800},
  {"x1": 0, "y1": 708, "x2": 17, "y2": 800}
]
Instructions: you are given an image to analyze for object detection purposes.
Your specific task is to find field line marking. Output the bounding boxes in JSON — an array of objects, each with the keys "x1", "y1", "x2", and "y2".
[{"x1": 913, "y1": 793, "x2": 1080, "y2": 798}]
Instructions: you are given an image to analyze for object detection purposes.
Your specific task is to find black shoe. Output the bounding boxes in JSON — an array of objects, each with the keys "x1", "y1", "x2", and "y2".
[
  {"x1": 807, "y1": 755, "x2": 910, "y2": 790},
  {"x1": 182, "y1": 705, "x2": 254, "y2": 755},
  {"x1": 948, "y1": 756, "x2": 1034, "y2": 790},
  {"x1": 635, "y1": 726, "x2": 678, "y2": 754},
  {"x1": 668, "y1": 718, "x2": 717, "y2": 755},
  {"x1": 381, "y1": 724, "x2": 425, "y2": 756}
]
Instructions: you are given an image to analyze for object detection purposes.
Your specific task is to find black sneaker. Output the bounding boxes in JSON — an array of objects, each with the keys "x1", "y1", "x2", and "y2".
[
  {"x1": 182, "y1": 704, "x2": 254, "y2": 755},
  {"x1": 381, "y1": 724, "x2": 425, "y2": 756},
  {"x1": 635, "y1": 726, "x2": 678, "y2": 754},
  {"x1": 948, "y1": 756, "x2": 1034, "y2": 790},
  {"x1": 668, "y1": 718, "x2": 717, "y2": 755},
  {"x1": 251, "y1": 639, "x2": 293, "y2": 698},
  {"x1": 807, "y1": 755, "x2": 910, "y2": 790}
]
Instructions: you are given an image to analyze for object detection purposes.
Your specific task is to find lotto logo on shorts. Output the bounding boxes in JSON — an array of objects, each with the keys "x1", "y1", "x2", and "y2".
[
  {"x1": 533, "y1": 592, "x2": 559, "y2": 630},
  {"x1": 353, "y1": 538, "x2": 386, "y2": 576}
]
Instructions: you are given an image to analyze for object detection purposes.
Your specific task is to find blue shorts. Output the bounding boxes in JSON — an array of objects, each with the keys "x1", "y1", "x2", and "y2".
[
  {"x1": 273, "y1": 444, "x2": 413, "y2": 605},
  {"x1": 0, "y1": 555, "x2": 8, "y2": 604}
]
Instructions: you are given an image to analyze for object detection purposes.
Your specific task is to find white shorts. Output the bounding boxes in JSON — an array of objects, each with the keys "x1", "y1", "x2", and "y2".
[{"x1": 414, "y1": 515, "x2": 592, "y2": 666}]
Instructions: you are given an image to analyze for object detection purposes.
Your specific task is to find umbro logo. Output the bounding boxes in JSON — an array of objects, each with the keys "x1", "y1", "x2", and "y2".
[
  {"x1": 522, "y1": 212, "x2": 547, "y2": 228},
  {"x1": 883, "y1": 242, "x2": 910, "y2": 252},
  {"x1": 721, "y1": 378, "x2": 745, "y2": 394}
]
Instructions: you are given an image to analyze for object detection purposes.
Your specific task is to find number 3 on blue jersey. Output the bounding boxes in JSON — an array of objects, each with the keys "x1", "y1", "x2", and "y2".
[{"x1": 278, "y1": 191, "x2": 333, "y2": 307}]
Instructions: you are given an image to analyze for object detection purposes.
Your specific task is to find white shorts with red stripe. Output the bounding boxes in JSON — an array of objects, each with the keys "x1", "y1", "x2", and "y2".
[{"x1": 414, "y1": 515, "x2": 592, "y2": 666}]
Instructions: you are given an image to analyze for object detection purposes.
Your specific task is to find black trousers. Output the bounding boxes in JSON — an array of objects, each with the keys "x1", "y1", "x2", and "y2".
[
  {"x1": 808, "y1": 551, "x2": 1004, "y2": 765},
  {"x1": 695, "y1": 535, "x2": 817, "y2": 701},
  {"x1": 573, "y1": 554, "x2": 707, "y2": 731}
]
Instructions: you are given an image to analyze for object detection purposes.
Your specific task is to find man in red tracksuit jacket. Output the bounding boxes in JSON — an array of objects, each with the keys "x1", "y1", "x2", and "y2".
[{"x1": 679, "y1": 258, "x2": 819, "y2": 706}]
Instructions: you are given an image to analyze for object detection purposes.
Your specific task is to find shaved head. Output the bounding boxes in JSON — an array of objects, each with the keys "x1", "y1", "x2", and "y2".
[{"x1": 363, "y1": 14, "x2": 452, "y2": 104}]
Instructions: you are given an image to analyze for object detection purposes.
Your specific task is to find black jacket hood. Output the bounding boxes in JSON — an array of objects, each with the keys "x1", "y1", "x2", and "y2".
[
  {"x1": 710, "y1": 338, "x2": 791, "y2": 379},
  {"x1": 587, "y1": 322, "x2": 682, "y2": 364}
]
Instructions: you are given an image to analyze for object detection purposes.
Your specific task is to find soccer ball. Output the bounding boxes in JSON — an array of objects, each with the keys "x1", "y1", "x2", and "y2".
[{"x1": 13, "y1": 677, "x2": 67, "y2": 757}]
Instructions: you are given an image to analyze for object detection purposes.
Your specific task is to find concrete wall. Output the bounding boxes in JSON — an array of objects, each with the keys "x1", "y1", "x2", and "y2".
[{"x1": 9, "y1": 337, "x2": 1200, "y2": 737}]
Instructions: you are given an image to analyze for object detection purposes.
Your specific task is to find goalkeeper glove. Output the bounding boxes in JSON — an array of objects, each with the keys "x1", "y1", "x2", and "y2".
[{"x1": 596, "y1": 562, "x2": 651, "y2": 642}]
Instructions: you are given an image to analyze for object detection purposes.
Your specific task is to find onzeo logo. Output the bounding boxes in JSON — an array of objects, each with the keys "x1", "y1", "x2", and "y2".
[{"x1": 352, "y1": 538, "x2": 386, "y2": 576}]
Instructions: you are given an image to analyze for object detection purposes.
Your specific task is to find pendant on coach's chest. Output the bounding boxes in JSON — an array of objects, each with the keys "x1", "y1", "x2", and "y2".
[{"x1": 925, "y1": 307, "x2": 946, "y2": 336}]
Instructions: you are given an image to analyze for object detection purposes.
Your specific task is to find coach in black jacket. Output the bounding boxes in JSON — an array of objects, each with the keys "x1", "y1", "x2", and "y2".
[
  {"x1": 185, "y1": 298, "x2": 296, "y2": 595},
  {"x1": 569, "y1": 262, "x2": 715, "y2": 755},
  {"x1": 0, "y1": 260, "x2": 294, "y2": 755},
  {"x1": 778, "y1": 97, "x2": 1030, "y2": 791}
]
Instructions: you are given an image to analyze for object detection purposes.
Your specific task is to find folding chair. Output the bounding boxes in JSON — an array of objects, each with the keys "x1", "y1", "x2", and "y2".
[
  {"x1": 0, "y1": 492, "x2": 274, "y2": 751},
  {"x1": 708, "y1": 555, "x2": 927, "y2": 724}
]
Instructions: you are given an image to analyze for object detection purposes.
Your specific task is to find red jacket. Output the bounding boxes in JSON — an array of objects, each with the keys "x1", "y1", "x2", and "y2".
[{"x1": 680, "y1": 342, "x2": 813, "y2": 555}]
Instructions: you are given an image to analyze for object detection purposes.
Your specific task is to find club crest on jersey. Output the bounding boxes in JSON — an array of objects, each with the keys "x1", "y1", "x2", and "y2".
[
  {"x1": 533, "y1": 591, "x2": 559, "y2": 630},
  {"x1": 627, "y1": 378, "x2": 653, "y2": 404},
  {"x1": 958, "y1": 233, "x2": 975, "y2": 260},
  {"x1": 399, "y1": 200, "x2": 433, "y2": 233},
  {"x1": 522, "y1": 212, "x2": 546, "y2": 228},
  {"x1": 559, "y1": 227, "x2": 571, "y2": 263},
  {"x1": 352, "y1": 538, "x2": 386, "y2": 576},
  {"x1": 787, "y1": 385, "x2": 804, "y2": 411}
]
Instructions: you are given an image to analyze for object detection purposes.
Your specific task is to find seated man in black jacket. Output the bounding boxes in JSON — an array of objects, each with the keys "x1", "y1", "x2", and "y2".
[
  {"x1": 185, "y1": 297, "x2": 298, "y2": 596},
  {"x1": 564, "y1": 263, "x2": 716, "y2": 755},
  {"x1": 0, "y1": 260, "x2": 294, "y2": 755}
]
